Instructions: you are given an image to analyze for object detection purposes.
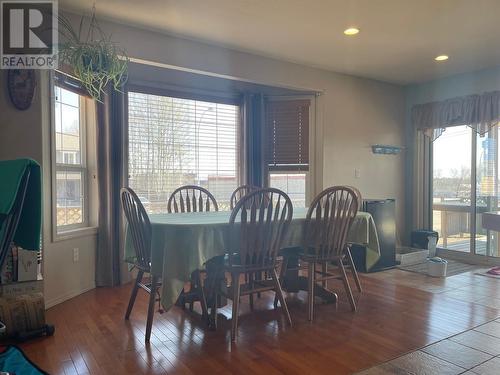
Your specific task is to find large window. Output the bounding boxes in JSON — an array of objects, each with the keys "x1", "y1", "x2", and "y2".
[
  {"x1": 127, "y1": 91, "x2": 240, "y2": 212},
  {"x1": 432, "y1": 125, "x2": 500, "y2": 256},
  {"x1": 53, "y1": 85, "x2": 87, "y2": 232},
  {"x1": 266, "y1": 99, "x2": 310, "y2": 207}
]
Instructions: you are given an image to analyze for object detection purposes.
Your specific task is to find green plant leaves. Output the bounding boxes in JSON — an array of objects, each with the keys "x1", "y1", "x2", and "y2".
[{"x1": 57, "y1": 13, "x2": 128, "y2": 102}]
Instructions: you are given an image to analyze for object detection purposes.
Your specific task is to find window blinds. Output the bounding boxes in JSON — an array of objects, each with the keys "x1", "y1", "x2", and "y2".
[
  {"x1": 266, "y1": 99, "x2": 310, "y2": 171},
  {"x1": 127, "y1": 91, "x2": 239, "y2": 212}
]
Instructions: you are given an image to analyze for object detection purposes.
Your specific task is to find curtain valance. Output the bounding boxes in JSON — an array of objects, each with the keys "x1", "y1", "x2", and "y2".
[{"x1": 412, "y1": 90, "x2": 500, "y2": 140}]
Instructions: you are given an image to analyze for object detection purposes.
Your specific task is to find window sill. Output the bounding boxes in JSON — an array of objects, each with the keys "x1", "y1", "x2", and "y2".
[{"x1": 53, "y1": 226, "x2": 98, "y2": 242}]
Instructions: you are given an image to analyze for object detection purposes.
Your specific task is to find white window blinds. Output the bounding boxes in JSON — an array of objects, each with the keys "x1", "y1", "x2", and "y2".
[{"x1": 128, "y1": 91, "x2": 240, "y2": 211}]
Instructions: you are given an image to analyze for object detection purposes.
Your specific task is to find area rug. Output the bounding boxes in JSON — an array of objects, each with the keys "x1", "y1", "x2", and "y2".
[
  {"x1": 0, "y1": 345, "x2": 48, "y2": 375},
  {"x1": 475, "y1": 268, "x2": 500, "y2": 279},
  {"x1": 398, "y1": 259, "x2": 479, "y2": 277}
]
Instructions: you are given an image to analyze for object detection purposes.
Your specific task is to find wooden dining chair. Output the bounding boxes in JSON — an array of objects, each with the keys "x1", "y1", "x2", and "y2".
[
  {"x1": 167, "y1": 185, "x2": 218, "y2": 213},
  {"x1": 120, "y1": 187, "x2": 161, "y2": 343},
  {"x1": 230, "y1": 184, "x2": 266, "y2": 305},
  {"x1": 279, "y1": 186, "x2": 360, "y2": 321},
  {"x1": 343, "y1": 186, "x2": 363, "y2": 293},
  {"x1": 167, "y1": 185, "x2": 218, "y2": 320},
  {"x1": 230, "y1": 185, "x2": 260, "y2": 209},
  {"x1": 211, "y1": 188, "x2": 293, "y2": 341}
]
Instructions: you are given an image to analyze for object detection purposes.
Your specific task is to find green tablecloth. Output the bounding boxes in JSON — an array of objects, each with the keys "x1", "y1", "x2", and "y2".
[{"x1": 124, "y1": 208, "x2": 380, "y2": 310}]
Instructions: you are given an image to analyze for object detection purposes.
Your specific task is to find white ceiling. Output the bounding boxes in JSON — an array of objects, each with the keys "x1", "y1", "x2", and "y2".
[{"x1": 60, "y1": 0, "x2": 500, "y2": 84}]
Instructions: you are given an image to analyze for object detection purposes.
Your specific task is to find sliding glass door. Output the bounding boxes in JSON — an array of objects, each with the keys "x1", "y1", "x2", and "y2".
[
  {"x1": 432, "y1": 126, "x2": 472, "y2": 252},
  {"x1": 432, "y1": 125, "x2": 500, "y2": 256},
  {"x1": 475, "y1": 126, "x2": 499, "y2": 256}
]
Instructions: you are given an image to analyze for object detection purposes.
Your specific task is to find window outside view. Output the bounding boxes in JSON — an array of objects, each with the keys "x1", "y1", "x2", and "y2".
[
  {"x1": 54, "y1": 86, "x2": 85, "y2": 229},
  {"x1": 432, "y1": 125, "x2": 500, "y2": 256},
  {"x1": 269, "y1": 173, "x2": 306, "y2": 207},
  {"x1": 128, "y1": 92, "x2": 239, "y2": 212}
]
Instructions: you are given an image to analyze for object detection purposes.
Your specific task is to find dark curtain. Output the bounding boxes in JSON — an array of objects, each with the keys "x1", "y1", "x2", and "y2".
[
  {"x1": 242, "y1": 93, "x2": 266, "y2": 187},
  {"x1": 95, "y1": 88, "x2": 125, "y2": 287},
  {"x1": 412, "y1": 130, "x2": 433, "y2": 231}
]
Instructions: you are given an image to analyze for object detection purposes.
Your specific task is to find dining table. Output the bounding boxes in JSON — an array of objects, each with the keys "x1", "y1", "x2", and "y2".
[{"x1": 124, "y1": 207, "x2": 381, "y2": 311}]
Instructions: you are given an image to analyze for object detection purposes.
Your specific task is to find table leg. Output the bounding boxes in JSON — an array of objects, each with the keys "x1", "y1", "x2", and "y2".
[
  {"x1": 283, "y1": 275, "x2": 337, "y2": 303},
  {"x1": 281, "y1": 256, "x2": 338, "y2": 303}
]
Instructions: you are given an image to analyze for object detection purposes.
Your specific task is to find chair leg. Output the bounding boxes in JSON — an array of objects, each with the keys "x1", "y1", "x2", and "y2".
[
  {"x1": 346, "y1": 247, "x2": 362, "y2": 292},
  {"x1": 194, "y1": 270, "x2": 210, "y2": 324},
  {"x1": 125, "y1": 270, "x2": 143, "y2": 320},
  {"x1": 274, "y1": 257, "x2": 288, "y2": 308},
  {"x1": 187, "y1": 277, "x2": 194, "y2": 312},
  {"x1": 257, "y1": 271, "x2": 262, "y2": 299},
  {"x1": 249, "y1": 272, "x2": 254, "y2": 310},
  {"x1": 145, "y1": 275, "x2": 159, "y2": 343},
  {"x1": 231, "y1": 272, "x2": 241, "y2": 342},
  {"x1": 210, "y1": 292, "x2": 218, "y2": 331},
  {"x1": 271, "y1": 269, "x2": 292, "y2": 326},
  {"x1": 338, "y1": 259, "x2": 356, "y2": 312},
  {"x1": 308, "y1": 262, "x2": 315, "y2": 321},
  {"x1": 321, "y1": 262, "x2": 328, "y2": 288}
]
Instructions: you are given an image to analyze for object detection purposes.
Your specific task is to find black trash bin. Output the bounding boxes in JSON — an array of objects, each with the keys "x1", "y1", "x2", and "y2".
[{"x1": 411, "y1": 230, "x2": 439, "y2": 250}]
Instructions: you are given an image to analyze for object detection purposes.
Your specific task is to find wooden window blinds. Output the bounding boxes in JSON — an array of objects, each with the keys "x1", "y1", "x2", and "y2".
[{"x1": 266, "y1": 99, "x2": 310, "y2": 171}]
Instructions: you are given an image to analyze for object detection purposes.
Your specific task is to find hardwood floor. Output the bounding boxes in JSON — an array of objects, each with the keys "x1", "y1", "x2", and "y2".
[{"x1": 20, "y1": 269, "x2": 500, "y2": 374}]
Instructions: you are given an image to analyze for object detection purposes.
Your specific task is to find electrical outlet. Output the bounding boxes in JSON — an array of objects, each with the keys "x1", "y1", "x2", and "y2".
[
  {"x1": 73, "y1": 248, "x2": 79, "y2": 263},
  {"x1": 354, "y1": 168, "x2": 361, "y2": 179}
]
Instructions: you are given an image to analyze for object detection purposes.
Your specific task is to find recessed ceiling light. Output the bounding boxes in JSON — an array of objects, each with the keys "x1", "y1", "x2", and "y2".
[
  {"x1": 344, "y1": 27, "x2": 360, "y2": 36},
  {"x1": 435, "y1": 55, "x2": 449, "y2": 61}
]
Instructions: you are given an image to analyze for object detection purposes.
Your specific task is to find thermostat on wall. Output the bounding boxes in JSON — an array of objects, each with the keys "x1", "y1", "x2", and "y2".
[{"x1": 371, "y1": 145, "x2": 403, "y2": 155}]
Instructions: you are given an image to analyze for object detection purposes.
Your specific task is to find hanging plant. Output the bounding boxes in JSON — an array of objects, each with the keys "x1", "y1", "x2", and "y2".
[{"x1": 57, "y1": 9, "x2": 128, "y2": 101}]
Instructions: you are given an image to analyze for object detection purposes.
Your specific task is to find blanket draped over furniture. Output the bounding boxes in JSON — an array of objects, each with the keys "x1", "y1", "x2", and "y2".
[{"x1": 0, "y1": 159, "x2": 41, "y2": 268}]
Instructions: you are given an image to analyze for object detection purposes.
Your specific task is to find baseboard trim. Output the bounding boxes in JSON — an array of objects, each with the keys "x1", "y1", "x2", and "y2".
[{"x1": 45, "y1": 284, "x2": 96, "y2": 309}]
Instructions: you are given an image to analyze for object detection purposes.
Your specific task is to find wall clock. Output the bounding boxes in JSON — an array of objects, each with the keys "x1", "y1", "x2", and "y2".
[{"x1": 7, "y1": 69, "x2": 37, "y2": 111}]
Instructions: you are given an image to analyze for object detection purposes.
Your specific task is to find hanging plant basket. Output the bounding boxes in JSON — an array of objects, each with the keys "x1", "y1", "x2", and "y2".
[{"x1": 58, "y1": 11, "x2": 128, "y2": 101}]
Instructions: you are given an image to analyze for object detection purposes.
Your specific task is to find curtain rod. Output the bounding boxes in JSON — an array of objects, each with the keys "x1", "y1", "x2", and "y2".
[{"x1": 128, "y1": 57, "x2": 324, "y2": 96}]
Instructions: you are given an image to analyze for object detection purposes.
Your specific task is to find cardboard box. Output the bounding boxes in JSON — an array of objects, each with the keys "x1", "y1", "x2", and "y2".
[{"x1": 17, "y1": 249, "x2": 38, "y2": 282}]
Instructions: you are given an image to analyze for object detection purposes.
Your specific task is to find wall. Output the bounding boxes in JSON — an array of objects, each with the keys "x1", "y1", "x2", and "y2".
[
  {"x1": 92, "y1": 16, "x2": 407, "y2": 240},
  {"x1": 0, "y1": 72, "x2": 43, "y2": 162},
  {"x1": 0, "y1": 71, "x2": 96, "y2": 308},
  {"x1": 406, "y1": 65, "x2": 500, "y2": 106},
  {"x1": 404, "y1": 65, "x2": 500, "y2": 236}
]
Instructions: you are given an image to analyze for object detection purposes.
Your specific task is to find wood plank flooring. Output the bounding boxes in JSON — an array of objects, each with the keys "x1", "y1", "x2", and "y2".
[{"x1": 20, "y1": 269, "x2": 500, "y2": 374}]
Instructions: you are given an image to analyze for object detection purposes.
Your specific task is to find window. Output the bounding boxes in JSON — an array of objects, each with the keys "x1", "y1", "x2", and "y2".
[
  {"x1": 53, "y1": 85, "x2": 88, "y2": 232},
  {"x1": 266, "y1": 99, "x2": 310, "y2": 207},
  {"x1": 269, "y1": 172, "x2": 307, "y2": 207},
  {"x1": 432, "y1": 125, "x2": 500, "y2": 257},
  {"x1": 127, "y1": 91, "x2": 240, "y2": 212}
]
